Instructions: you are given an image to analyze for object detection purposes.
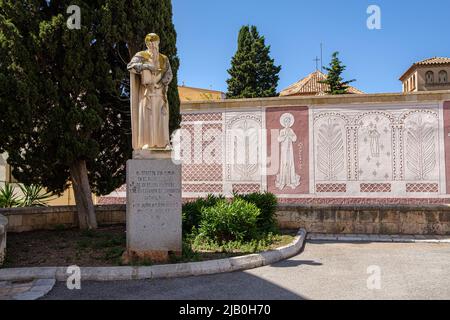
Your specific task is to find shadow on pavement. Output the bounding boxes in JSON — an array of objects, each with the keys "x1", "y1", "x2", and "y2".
[
  {"x1": 271, "y1": 260, "x2": 322, "y2": 268},
  {"x1": 43, "y1": 271, "x2": 307, "y2": 300}
]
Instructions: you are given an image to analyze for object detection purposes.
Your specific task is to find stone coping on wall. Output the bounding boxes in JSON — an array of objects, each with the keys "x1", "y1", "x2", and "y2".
[
  {"x1": 0, "y1": 205, "x2": 126, "y2": 233},
  {"x1": 181, "y1": 90, "x2": 450, "y2": 111},
  {"x1": 277, "y1": 203, "x2": 450, "y2": 211},
  {"x1": 0, "y1": 205, "x2": 125, "y2": 216}
]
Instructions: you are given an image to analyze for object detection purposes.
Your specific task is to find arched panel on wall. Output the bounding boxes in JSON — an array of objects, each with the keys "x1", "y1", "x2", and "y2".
[
  {"x1": 439, "y1": 70, "x2": 448, "y2": 84},
  {"x1": 400, "y1": 110, "x2": 439, "y2": 183},
  {"x1": 225, "y1": 112, "x2": 262, "y2": 183},
  {"x1": 313, "y1": 114, "x2": 348, "y2": 183},
  {"x1": 355, "y1": 112, "x2": 394, "y2": 182},
  {"x1": 426, "y1": 71, "x2": 434, "y2": 84}
]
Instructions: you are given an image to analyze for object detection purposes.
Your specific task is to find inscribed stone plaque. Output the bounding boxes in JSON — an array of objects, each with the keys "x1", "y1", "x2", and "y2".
[{"x1": 126, "y1": 159, "x2": 182, "y2": 257}]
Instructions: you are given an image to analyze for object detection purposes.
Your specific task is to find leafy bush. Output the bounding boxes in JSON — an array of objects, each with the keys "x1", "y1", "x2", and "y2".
[
  {"x1": 182, "y1": 194, "x2": 224, "y2": 233},
  {"x1": 234, "y1": 192, "x2": 278, "y2": 233},
  {"x1": 191, "y1": 232, "x2": 284, "y2": 254},
  {"x1": 197, "y1": 199, "x2": 260, "y2": 243}
]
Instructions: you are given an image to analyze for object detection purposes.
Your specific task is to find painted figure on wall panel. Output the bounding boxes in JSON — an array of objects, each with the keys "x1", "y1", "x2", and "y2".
[
  {"x1": 276, "y1": 113, "x2": 301, "y2": 190},
  {"x1": 266, "y1": 107, "x2": 309, "y2": 195},
  {"x1": 357, "y1": 113, "x2": 393, "y2": 181}
]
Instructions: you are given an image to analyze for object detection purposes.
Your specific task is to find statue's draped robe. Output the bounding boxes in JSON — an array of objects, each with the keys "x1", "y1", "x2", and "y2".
[
  {"x1": 127, "y1": 52, "x2": 173, "y2": 150},
  {"x1": 276, "y1": 127, "x2": 301, "y2": 190}
]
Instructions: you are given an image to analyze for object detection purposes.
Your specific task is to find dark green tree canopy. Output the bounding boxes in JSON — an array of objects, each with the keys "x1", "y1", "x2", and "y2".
[
  {"x1": 0, "y1": 0, "x2": 180, "y2": 197},
  {"x1": 319, "y1": 51, "x2": 356, "y2": 95},
  {"x1": 226, "y1": 25, "x2": 281, "y2": 99}
]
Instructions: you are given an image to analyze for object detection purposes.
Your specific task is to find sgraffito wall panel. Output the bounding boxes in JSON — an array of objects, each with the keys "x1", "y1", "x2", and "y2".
[
  {"x1": 311, "y1": 104, "x2": 444, "y2": 197},
  {"x1": 179, "y1": 112, "x2": 225, "y2": 195},
  {"x1": 100, "y1": 100, "x2": 450, "y2": 203},
  {"x1": 178, "y1": 110, "x2": 265, "y2": 196},
  {"x1": 266, "y1": 107, "x2": 309, "y2": 195}
]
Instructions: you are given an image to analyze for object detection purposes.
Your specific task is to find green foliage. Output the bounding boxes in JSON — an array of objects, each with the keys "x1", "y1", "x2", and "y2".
[
  {"x1": 319, "y1": 52, "x2": 356, "y2": 95},
  {"x1": 0, "y1": 0, "x2": 180, "y2": 201},
  {"x1": 0, "y1": 183, "x2": 20, "y2": 208},
  {"x1": 170, "y1": 238, "x2": 200, "y2": 263},
  {"x1": 234, "y1": 192, "x2": 278, "y2": 233},
  {"x1": 191, "y1": 232, "x2": 288, "y2": 254},
  {"x1": 18, "y1": 184, "x2": 55, "y2": 207},
  {"x1": 0, "y1": 183, "x2": 53, "y2": 208},
  {"x1": 226, "y1": 25, "x2": 281, "y2": 99},
  {"x1": 182, "y1": 192, "x2": 278, "y2": 237},
  {"x1": 197, "y1": 199, "x2": 260, "y2": 243},
  {"x1": 0, "y1": 0, "x2": 129, "y2": 198},
  {"x1": 182, "y1": 194, "x2": 225, "y2": 233}
]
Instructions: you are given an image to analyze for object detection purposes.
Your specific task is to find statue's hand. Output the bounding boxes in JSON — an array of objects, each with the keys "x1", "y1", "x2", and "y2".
[{"x1": 133, "y1": 64, "x2": 143, "y2": 73}]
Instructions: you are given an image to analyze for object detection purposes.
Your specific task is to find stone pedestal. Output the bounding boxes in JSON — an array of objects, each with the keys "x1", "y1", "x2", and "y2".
[{"x1": 124, "y1": 158, "x2": 182, "y2": 264}]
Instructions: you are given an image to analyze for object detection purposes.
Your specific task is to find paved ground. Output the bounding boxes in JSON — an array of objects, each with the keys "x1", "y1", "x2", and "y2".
[{"x1": 43, "y1": 241, "x2": 450, "y2": 300}]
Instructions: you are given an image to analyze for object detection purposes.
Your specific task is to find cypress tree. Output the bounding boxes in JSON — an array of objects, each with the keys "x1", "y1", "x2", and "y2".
[
  {"x1": 319, "y1": 51, "x2": 356, "y2": 94},
  {"x1": 226, "y1": 25, "x2": 281, "y2": 99},
  {"x1": 0, "y1": 0, "x2": 180, "y2": 229}
]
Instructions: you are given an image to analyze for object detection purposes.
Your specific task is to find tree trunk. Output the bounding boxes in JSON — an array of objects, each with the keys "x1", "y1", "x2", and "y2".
[{"x1": 70, "y1": 160, "x2": 98, "y2": 230}]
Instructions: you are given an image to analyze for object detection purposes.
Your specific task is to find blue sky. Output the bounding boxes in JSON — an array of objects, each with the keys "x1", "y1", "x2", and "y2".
[{"x1": 172, "y1": 0, "x2": 450, "y2": 94}]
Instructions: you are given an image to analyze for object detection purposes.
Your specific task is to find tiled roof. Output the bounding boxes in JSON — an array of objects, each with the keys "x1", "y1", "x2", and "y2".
[
  {"x1": 280, "y1": 70, "x2": 364, "y2": 96},
  {"x1": 400, "y1": 57, "x2": 450, "y2": 80},
  {"x1": 415, "y1": 57, "x2": 450, "y2": 66}
]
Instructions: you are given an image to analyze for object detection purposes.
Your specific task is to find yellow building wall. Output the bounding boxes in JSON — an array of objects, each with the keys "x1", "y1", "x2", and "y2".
[
  {"x1": 46, "y1": 187, "x2": 99, "y2": 206},
  {"x1": 178, "y1": 86, "x2": 225, "y2": 101}
]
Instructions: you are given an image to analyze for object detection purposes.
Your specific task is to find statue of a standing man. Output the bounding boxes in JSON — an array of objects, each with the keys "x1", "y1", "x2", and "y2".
[{"x1": 127, "y1": 33, "x2": 173, "y2": 153}]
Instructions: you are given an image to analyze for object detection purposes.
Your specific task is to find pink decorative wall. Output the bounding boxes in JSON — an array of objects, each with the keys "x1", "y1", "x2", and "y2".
[{"x1": 266, "y1": 107, "x2": 309, "y2": 195}]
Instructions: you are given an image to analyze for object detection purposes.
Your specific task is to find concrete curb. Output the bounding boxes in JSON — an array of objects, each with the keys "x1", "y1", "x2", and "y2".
[
  {"x1": 307, "y1": 233, "x2": 450, "y2": 243},
  {"x1": 13, "y1": 279, "x2": 56, "y2": 300},
  {"x1": 0, "y1": 228, "x2": 306, "y2": 282}
]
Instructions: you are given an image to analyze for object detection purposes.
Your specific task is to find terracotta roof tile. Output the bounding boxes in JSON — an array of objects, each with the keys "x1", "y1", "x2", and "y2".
[
  {"x1": 280, "y1": 70, "x2": 364, "y2": 96},
  {"x1": 400, "y1": 57, "x2": 450, "y2": 80},
  {"x1": 415, "y1": 57, "x2": 450, "y2": 65}
]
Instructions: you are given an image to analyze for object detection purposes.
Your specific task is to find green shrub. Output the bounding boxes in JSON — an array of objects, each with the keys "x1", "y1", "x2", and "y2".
[
  {"x1": 0, "y1": 183, "x2": 54, "y2": 208},
  {"x1": 182, "y1": 194, "x2": 224, "y2": 234},
  {"x1": 18, "y1": 184, "x2": 55, "y2": 207},
  {"x1": 191, "y1": 232, "x2": 282, "y2": 254},
  {"x1": 198, "y1": 199, "x2": 260, "y2": 243},
  {"x1": 0, "y1": 183, "x2": 20, "y2": 208},
  {"x1": 234, "y1": 192, "x2": 278, "y2": 233}
]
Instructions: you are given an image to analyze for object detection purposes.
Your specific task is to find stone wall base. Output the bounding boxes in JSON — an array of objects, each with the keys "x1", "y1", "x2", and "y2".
[
  {"x1": 277, "y1": 205, "x2": 450, "y2": 235},
  {"x1": 2, "y1": 204, "x2": 450, "y2": 236}
]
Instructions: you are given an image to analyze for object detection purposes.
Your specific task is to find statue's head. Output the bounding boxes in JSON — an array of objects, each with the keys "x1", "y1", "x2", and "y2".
[{"x1": 145, "y1": 33, "x2": 160, "y2": 52}]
